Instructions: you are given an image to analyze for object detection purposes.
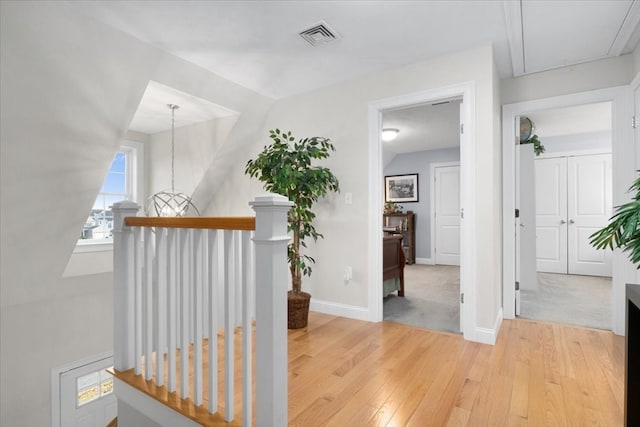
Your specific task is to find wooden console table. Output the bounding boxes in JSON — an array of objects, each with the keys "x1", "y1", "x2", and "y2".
[{"x1": 626, "y1": 283, "x2": 640, "y2": 426}]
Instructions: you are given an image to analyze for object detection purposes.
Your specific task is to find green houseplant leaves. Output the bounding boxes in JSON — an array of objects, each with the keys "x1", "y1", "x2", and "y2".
[
  {"x1": 590, "y1": 175, "x2": 640, "y2": 267},
  {"x1": 245, "y1": 129, "x2": 340, "y2": 293}
]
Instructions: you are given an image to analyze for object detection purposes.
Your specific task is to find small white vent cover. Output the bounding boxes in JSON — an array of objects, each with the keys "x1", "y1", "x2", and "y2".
[{"x1": 299, "y1": 21, "x2": 341, "y2": 46}]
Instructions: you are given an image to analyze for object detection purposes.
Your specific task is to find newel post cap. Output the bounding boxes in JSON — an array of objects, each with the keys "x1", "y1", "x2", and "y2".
[
  {"x1": 249, "y1": 193, "x2": 294, "y2": 209},
  {"x1": 111, "y1": 200, "x2": 141, "y2": 211},
  {"x1": 111, "y1": 200, "x2": 140, "y2": 233}
]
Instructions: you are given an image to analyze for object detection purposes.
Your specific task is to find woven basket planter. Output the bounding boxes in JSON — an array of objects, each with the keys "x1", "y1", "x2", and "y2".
[{"x1": 288, "y1": 291, "x2": 311, "y2": 329}]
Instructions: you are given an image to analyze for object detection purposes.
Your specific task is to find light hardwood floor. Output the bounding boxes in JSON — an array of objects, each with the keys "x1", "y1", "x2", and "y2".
[{"x1": 117, "y1": 311, "x2": 624, "y2": 426}]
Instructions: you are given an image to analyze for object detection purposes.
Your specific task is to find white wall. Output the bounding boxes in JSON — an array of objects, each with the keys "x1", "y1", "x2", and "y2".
[
  {"x1": 633, "y1": 43, "x2": 640, "y2": 77},
  {"x1": 0, "y1": 3, "x2": 272, "y2": 426},
  {"x1": 207, "y1": 45, "x2": 503, "y2": 334},
  {"x1": 539, "y1": 131, "x2": 611, "y2": 155},
  {"x1": 501, "y1": 54, "x2": 634, "y2": 105}
]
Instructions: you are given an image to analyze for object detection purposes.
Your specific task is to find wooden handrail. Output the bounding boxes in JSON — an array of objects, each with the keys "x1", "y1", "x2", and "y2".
[{"x1": 124, "y1": 216, "x2": 256, "y2": 231}]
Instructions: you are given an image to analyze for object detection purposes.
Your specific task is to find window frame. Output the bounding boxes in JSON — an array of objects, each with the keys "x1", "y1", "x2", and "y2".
[{"x1": 74, "y1": 140, "x2": 144, "y2": 253}]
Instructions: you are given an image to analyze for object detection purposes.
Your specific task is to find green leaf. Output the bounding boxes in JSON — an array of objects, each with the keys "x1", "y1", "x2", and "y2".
[
  {"x1": 590, "y1": 175, "x2": 640, "y2": 268},
  {"x1": 245, "y1": 129, "x2": 341, "y2": 286}
]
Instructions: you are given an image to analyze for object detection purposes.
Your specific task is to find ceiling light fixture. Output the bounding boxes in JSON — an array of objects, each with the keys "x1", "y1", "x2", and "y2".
[
  {"x1": 382, "y1": 128, "x2": 399, "y2": 142},
  {"x1": 146, "y1": 104, "x2": 200, "y2": 217}
]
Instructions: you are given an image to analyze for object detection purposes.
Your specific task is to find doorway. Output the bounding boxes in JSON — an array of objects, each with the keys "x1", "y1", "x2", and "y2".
[
  {"x1": 502, "y1": 87, "x2": 633, "y2": 335},
  {"x1": 516, "y1": 104, "x2": 613, "y2": 330},
  {"x1": 380, "y1": 101, "x2": 461, "y2": 333},
  {"x1": 368, "y1": 82, "x2": 476, "y2": 340}
]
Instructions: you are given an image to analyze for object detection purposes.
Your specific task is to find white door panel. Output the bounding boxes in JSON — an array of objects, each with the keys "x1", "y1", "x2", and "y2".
[
  {"x1": 536, "y1": 227, "x2": 562, "y2": 261},
  {"x1": 60, "y1": 356, "x2": 116, "y2": 427},
  {"x1": 535, "y1": 158, "x2": 567, "y2": 274},
  {"x1": 517, "y1": 144, "x2": 537, "y2": 291},
  {"x1": 535, "y1": 154, "x2": 612, "y2": 277},
  {"x1": 435, "y1": 165, "x2": 460, "y2": 266},
  {"x1": 568, "y1": 154, "x2": 612, "y2": 276},
  {"x1": 438, "y1": 226, "x2": 460, "y2": 256}
]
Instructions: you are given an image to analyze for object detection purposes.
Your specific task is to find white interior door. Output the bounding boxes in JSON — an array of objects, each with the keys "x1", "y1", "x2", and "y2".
[
  {"x1": 514, "y1": 118, "x2": 522, "y2": 315},
  {"x1": 535, "y1": 157, "x2": 568, "y2": 274},
  {"x1": 60, "y1": 356, "x2": 116, "y2": 427},
  {"x1": 517, "y1": 144, "x2": 538, "y2": 291},
  {"x1": 535, "y1": 154, "x2": 612, "y2": 277},
  {"x1": 434, "y1": 165, "x2": 460, "y2": 266},
  {"x1": 567, "y1": 154, "x2": 612, "y2": 276}
]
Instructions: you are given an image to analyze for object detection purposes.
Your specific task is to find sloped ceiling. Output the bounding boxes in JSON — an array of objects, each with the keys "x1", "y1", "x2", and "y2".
[
  {"x1": 130, "y1": 81, "x2": 237, "y2": 134},
  {"x1": 70, "y1": 1, "x2": 640, "y2": 146}
]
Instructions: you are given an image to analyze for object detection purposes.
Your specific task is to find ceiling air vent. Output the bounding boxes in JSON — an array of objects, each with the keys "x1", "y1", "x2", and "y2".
[{"x1": 299, "y1": 21, "x2": 340, "y2": 47}]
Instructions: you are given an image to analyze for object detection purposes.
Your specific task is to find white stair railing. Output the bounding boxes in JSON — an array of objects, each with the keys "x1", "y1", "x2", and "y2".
[{"x1": 112, "y1": 194, "x2": 292, "y2": 426}]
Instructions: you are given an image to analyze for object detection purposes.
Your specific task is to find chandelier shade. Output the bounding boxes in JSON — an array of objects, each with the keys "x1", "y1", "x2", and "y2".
[{"x1": 145, "y1": 104, "x2": 200, "y2": 217}]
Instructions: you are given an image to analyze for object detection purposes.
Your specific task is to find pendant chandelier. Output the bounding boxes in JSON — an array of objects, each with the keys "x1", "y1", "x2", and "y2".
[{"x1": 145, "y1": 104, "x2": 200, "y2": 217}]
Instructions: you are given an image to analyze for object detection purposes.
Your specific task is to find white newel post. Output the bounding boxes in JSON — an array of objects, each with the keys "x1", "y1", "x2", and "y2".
[
  {"x1": 112, "y1": 201, "x2": 141, "y2": 372},
  {"x1": 250, "y1": 194, "x2": 293, "y2": 427}
]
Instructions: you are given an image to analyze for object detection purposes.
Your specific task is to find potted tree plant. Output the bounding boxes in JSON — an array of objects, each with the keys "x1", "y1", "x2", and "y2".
[
  {"x1": 590, "y1": 175, "x2": 640, "y2": 266},
  {"x1": 245, "y1": 129, "x2": 340, "y2": 328}
]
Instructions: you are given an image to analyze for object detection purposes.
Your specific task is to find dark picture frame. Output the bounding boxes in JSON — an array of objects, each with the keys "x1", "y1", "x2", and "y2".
[{"x1": 385, "y1": 173, "x2": 419, "y2": 203}]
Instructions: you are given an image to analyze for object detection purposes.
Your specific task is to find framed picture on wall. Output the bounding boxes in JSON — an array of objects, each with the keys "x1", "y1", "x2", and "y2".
[{"x1": 385, "y1": 173, "x2": 419, "y2": 202}]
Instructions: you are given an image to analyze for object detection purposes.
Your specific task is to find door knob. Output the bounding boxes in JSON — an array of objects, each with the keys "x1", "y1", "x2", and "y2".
[
  {"x1": 560, "y1": 219, "x2": 566, "y2": 224},
  {"x1": 569, "y1": 219, "x2": 575, "y2": 224}
]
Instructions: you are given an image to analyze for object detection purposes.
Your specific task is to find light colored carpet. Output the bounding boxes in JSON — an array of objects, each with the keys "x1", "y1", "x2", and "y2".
[
  {"x1": 383, "y1": 264, "x2": 460, "y2": 334},
  {"x1": 519, "y1": 272, "x2": 612, "y2": 330},
  {"x1": 383, "y1": 267, "x2": 612, "y2": 333}
]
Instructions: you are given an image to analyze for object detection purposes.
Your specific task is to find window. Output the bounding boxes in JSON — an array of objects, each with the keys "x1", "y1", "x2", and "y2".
[
  {"x1": 76, "y1": 140, "x2": 143, "y2": 251},
  {"x1": 76, "y1": 366, "x2": 114, "y2": 407}
]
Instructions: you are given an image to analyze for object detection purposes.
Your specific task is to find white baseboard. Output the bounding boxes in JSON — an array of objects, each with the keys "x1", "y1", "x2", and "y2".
[
  {"x1": 473, "y1": 308, "x2": 503, "y2": 345},
  {"x1": 310, "y1": 299, "x2": 369, "y2": 321},
  {"x1": 415, "y1": 258, "x2": 433, "y2": 265}
]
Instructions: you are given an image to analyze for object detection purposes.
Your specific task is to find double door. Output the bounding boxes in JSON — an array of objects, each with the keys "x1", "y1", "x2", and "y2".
[{"x1": 535, "y1": 153, "x2": 612, "y2": 277}]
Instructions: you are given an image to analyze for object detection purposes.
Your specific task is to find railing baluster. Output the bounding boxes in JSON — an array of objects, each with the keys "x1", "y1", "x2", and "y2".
[
  {"x1": 208, "y1": 229, "x2": 219, "y2": 414},
  {"x1": 224, "y1": 229, "x2": 235, "y2": 421},
  {"x1": 242, "y1": 230, "x2": 253, "y2": 426},
  {"x1": 167, "y1": 228, "x2": 177, "y2": 392},
  {"x1": 180, "y1": 228, "x2": 190, "y2": 399},
  {"x1": 144, "y1": 227, "x2": 153, "y2": 380},
  {"x1": 193, "y1": 229, "x2": 204, "y2": 406},
  {"x1": 155, "y1": 228, "x2": 167, "y2": 386},
  {"x1": 134, "y1": 227, "x2": 143, "y2": 376}
]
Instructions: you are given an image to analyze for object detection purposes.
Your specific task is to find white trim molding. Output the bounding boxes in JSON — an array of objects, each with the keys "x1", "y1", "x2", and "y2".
[
  {"x1": 415, "y1": 257, "x2": 433, "y2": 265},
  {"x1": 473, "y1": 308, "x2": 503, "y2": 346},
  {"x1": 503, "y1": 0, "x2": 525, "y2": 76},
  {"x1": 310, "y1": 299, "x2": 370, "y2": 322}
]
